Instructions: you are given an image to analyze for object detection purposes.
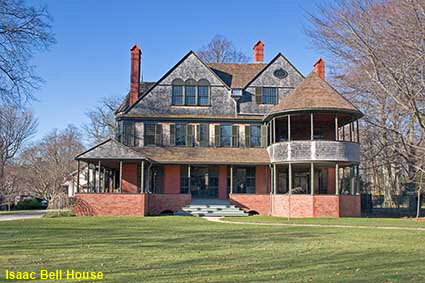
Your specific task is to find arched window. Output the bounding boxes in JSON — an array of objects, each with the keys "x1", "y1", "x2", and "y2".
[
  {"x1": 185, "y1": 79, "x2": 197, "y2": 105},
  {"x1": 171, "y1": 79, "x2": 184, "y2": 105},
  {"x1": 198, "y1": 79, "x2": 210, "y2": 106}
]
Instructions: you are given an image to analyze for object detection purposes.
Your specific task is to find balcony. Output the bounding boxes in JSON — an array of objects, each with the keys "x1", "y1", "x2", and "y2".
[{"x1": 267, "y1": 140, "x2": 360, "y2": 163}]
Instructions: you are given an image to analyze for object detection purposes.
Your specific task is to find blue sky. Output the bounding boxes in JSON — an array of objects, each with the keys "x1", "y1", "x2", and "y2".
[{"x1": 29, "y1": 0, "x2": 323, "y2": 141}]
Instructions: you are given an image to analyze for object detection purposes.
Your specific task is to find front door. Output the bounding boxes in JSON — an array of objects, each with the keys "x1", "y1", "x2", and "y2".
[{"x1": 190, "y1": 166, "x2": 218, "y2": 198}]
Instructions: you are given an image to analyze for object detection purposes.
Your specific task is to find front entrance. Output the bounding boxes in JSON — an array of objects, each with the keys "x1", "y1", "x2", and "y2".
[{"x1": 190, "y1": 166, "x2": 219, "y2": 198}]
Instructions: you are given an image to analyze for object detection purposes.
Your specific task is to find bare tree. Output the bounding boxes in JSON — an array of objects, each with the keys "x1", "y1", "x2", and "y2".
[
  {"x1": 197, "y1": 35, "x2": 250, "y2": 63},
  {"x1": 0, "y1": 105, "x2": 37, "y2": 180},
  {"x1": 306, "y1": 0, "x2": 425, "y2": 210},
  {"x1": 19, "y1": 125, "x2": 85, "y2": 208},
  {"x1": 0, "y1": 0, "x2": 55, "y2": 105},
  {"x1": 83, "y1": 95, "x2": 122, "y2": 145}
]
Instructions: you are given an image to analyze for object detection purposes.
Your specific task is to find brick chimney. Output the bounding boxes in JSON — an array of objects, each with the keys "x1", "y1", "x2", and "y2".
[
  {"x1": 253, "y1": 40, "x2": 264, "y2": 63},
  {"x1": 129, "y1": 44, "x2": 141, "y2": 106},
  {"x1": 313, "y1": 58, "x2": 325, "y2": 80}
]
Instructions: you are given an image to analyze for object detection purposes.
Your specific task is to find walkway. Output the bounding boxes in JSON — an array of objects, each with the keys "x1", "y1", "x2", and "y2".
[{"x1": 204, "y1": 217, "x2": 425, "y2": 231}]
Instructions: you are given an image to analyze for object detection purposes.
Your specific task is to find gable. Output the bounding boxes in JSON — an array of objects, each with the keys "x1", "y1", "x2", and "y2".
[
  {"x1": 75, "y1": 139, "x2": 145, "y2": 160},
  {"x1": 245, "y1": 54, "x2": 304, "y2": 89},
  {"x1": 126, "y1": 52, "x2": 235, "y2": 116}
]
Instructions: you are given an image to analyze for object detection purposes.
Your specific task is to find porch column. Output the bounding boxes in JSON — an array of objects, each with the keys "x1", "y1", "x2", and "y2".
[
  {"x1": 310, "y1": 113, "x2": 314, "y2": 140},
  {"x1": 335, "y1": 114, "x2": 339, "y2": 141},
  {"x1": 93, "y1": 162, "x2": 96, "y2": 193},
  {"x1": 140, "y1": 160, "x2": 145, "y2": 193},
  {"x1": 335, "y1": 163, "x2": 339, "y2": 195},
  {"x1": 76, "y1": 160, "x2": 80, "y2": 193},
  {"x1": 356, "y1": 120, "x2": 360, "y2": 143},
  {"x1": 272, "y1": 118, "x2": 276, "y2": 144},
  {"x1": 187, "y1": 165, "x2": 191, "y2": 194},
  {"x1": 350, "y1": 118, "x2": 353, "y2": 142},
  {"x1": 102, "y1": 164, "x2": 106, "y2": 193},
  {"x1": 119, "y1": 161, "x2": 123, "y2": 193},
  {"x1": 230, "y1": 165, "x2": 233, "y2": 194},
  {"x1": 288, "y1": 115, "x2": 291, "y2": 141},
  {"x1": 350, "y1": 166, "x2": 355, "y2": 195},
  {"x1": 273, "y1": 164, "x2": 277, "y2": 194},
  {"x1": 87, "y1": 162, "x2": 90, "y2": 193},
  {"x1": 310, "y1": 163, "x2": 314, "y2": 195},
  {"x1": 288, "y1": 163, "x2": 292, "y2": 194},
  {"x1": 98, "y1": 161, "x2": 101, "y2": 193}
]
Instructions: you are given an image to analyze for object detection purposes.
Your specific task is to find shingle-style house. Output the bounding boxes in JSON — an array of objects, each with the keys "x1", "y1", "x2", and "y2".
[{"x1": 74, "y1": 41, "x2": 363, "y2": 217}]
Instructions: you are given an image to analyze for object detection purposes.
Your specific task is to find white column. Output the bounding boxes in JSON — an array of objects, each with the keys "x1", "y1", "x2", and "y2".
[
  {"x1": 273, "y1": 164, "x2": 277, "y2": 194},
  {"x1": 335, "y1": 163, "x2": 339, "y2": 195},
  {"x1": 119, "y1": 161, "x2": 123, "y2": 193},
  {"x1": 310, "y1": 163, "x2": 314, "y2": 195},
  {"x1": 288, "y1": 163, "x2": 292, "y2": 194},
  {"x1": 230, "y1": 165, "x2": 233, "y2": 194},
  {"x1": 311, "y1": 113, "x2": 314, "y2": 140},
  {"x1": 141, "y1": 160, "x2": 145, "y2": 193},
  {"x1": 288, "y1": 115, "x2": 291, "y2": 141}
]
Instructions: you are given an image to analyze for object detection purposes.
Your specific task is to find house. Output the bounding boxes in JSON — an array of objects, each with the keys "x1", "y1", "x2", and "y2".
[{"x1": 74, "y1": 40, "x2": 362, "y2": 217}]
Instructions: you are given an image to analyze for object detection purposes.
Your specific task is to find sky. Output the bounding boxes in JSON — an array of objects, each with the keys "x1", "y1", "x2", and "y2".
[{"x1": 28, "y1": 0, "x2": 324, "y2": 141}]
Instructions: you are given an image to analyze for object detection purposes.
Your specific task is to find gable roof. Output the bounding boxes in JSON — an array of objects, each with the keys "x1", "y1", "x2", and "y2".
[
  {"x1": 208, "y1": 63, "x2": 266, "y2": 88},
  {"x1": 116, "y1": 82, "x2": 156, "y2": 113},
  {"x1": 264, "y1": 72, "x2": 362, "y2": 121},
  {"x1": 75, "y1": 139, "x2": 147, "y2": 161},
  {"x1": 242, "y1": 53, "x2": 305, "y2": 89},
  {"x1": 123, "y1": 51, "x2": 231, "y2": 114}
]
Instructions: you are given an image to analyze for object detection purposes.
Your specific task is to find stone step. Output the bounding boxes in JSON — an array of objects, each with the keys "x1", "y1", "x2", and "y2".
[
  {"x1": 184, "y1": 204, "x2": 238, "y2": 209},
  {"x1": 190, "y1": 211, "x2": 248, "y2": 217}
]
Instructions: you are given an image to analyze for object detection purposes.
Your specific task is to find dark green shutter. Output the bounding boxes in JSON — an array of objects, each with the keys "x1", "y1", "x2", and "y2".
[
  {"x1": 204, "y1": 124, "x2": 210, "y2": 147},
  {"x1": 198, "y1": 124, "x2": 209, "y2": 147},
  {"x1": 155, "y1": 124, "x2": 163, "y2": 146},
  {"x1": 255, "y1": 87, "x2": 262, "y2": 104},
  {"x1": 245, "y1": 125, "x2": 251, "y2": 147},
  {"x1": 196, "y1": 124, "x2": 201, "y2": 146},
  {"x1": 261, "y1": 125, "x2": 267, "y2": 147},
  {"x1": 214, "y1": 125, "x2": 220, "y2": 147},
  {"x1": 186, "y1": 125, "x2": 194, "y2": 147},
  {"x1": 170, "y1": 124, "x2": 176, "y2": 146},
  {"x1": 232, "y1": 125, "x2": 239, "y2": 147}
]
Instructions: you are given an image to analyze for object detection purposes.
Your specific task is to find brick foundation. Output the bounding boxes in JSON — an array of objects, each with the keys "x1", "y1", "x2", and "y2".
[
  {"x1": 75, "y1": 193, "x2": 147, "y2": 216},
  {"x1": 231, "y1": 194, "x2": 360, "y2": 218},
  {"x1": 148, "y1": 194, "x2": 191, "y2": 215}
]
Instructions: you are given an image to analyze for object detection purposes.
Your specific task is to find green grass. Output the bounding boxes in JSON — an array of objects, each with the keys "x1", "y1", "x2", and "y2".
[
  {"x1": 1, "y1": 217, "x2": 425, "y2": 282},
  {"x1": 43, "y1": 211, "x2": 75, "y2": 218},
  {"x1": 225, "y1": 216, "x2": 425, "y2": 228}
]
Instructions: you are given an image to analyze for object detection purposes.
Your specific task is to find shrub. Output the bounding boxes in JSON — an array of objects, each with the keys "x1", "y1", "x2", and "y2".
[
  {"x1": 15, "y1": 199, "x2": 43, "y2": 210},
  {"x1": 44, "y1": 211, "x2": 75, "y2": 218}
]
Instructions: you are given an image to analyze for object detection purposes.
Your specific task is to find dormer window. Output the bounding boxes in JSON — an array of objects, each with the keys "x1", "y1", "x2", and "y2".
[{"x1": 171, "y1": 79, "x2": 210, "y2": 106}]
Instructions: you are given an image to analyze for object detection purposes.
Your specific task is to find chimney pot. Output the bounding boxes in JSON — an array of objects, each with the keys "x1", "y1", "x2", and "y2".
[
  {"x1": 253, "y1": 40, "x2": 264, "y2": 63},
  {"x1": 130, "y1": 44, "x2": 141, "y2": 106},
  {"x1": 313, "y1": 58, "x2": 325, "y2": 80}
]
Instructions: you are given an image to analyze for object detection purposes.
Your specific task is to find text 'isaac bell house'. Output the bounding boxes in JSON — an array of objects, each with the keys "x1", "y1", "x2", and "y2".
[{"x1": 75, "y1": 40, "x2": 362, "y2": 217}]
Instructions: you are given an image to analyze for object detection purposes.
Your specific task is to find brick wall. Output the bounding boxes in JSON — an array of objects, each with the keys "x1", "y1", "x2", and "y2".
[
  {"x1": 163, "y1": 165, "x2": 180, "y2": 194},
  {"x1": 148, "y1": 194, "x2": 191, "y2": 215},
  {"x1": 339, "y1": 195, "x2": 361, "y2": 216},
  {"x1": 218, "y1": 165, "x2": 227, "y2": 199},
  {"x1": 122, "y1": 163, "x2": 138, "y2": 193},
  {"x1": 75, "y1": 193, "x2": 147, "y2": 216},
  {"x1": 313, "y1": 195, "x2": 339, "y2": 217},
  {"x1": 230, "y1": 194, "x2": 271, "y2": 215},
  {"x1": 256, "y1": 165, "x2": 270, "y2": 194}
]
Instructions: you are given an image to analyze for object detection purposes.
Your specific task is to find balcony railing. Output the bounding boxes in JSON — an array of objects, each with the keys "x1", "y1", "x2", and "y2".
[{"x1": 267, "y1": 140, "x2": 360, "y2": 163}]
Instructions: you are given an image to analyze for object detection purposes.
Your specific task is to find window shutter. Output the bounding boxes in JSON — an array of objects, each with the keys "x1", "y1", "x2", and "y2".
[
  {"x1": 255, "y1": 87, "x2": 262, "y2": 104},
  {"x1": 261, "y1": 124, "x2": 267, "y2": 147},
  {"x1": 232, "y1": 125, "x2": 239, "y2": 147},
  {"x1": 245, "y1": 126, "x2": 251, "y2": 147},
  {"x1": 186, "y1": 125, "x2": 194, "y2": 147},
  {"x1": 155, "y1": 124, "x2": 163, "y2": 146},
  {"x1": 214, "y1": 125, "x2": 220, "y2": 147},
  {"x1": 203, "y1": 124, "x2": 209, "y2": 147},
  {"x1": 169, "y1": 124, "x2": 176, "y2": 146},
  {"x1": 196, "y1": 124, "x2": 201, "y2": 146}
]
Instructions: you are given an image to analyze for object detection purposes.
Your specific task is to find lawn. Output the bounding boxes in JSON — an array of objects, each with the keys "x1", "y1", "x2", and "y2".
[
  {"x1": 1, "y1": 216, "x2": 425, "y2": 283},
  {"x1": 225, "y1": 216, "x2": 425, "y2": 228}
]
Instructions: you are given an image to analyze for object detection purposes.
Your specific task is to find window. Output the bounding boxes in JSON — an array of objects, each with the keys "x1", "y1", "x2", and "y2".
[
  {"x1": 171, "y1": 79, "x2": 184, "y2": 105},
  {"x1": 144, "y1": 123, "x2": 162, "y2": 146},
  {"x1": 175, "y1": 124, "x2": 187, "y2": 146},
  {"x1": 219, "y1": 125, "x2": 232, "y2": 147},
  {"x1": 171, "y1": 79, "x2": 210, "y2": 106},
  {"x1": 120, "y1": 121, "x2": 135, "y2": 146},
  {"x1": 198, "y1": 79, "x2": 210, "y2": 106},
  {"x1": 263, "y1": 87, "x2": 278, "y2": 104},
  {"x1": 255, "y1": 87, "x2": 278, "y2": 105},
  {"x1": 180, "y1": 166, "x2": 189, "y2": 193},
  {"x1": 185, "y1": 79, "x2": 197, "y2": 105},
  {"x1": 197, "y1": 123, "x2": 209, "y2": 146},
  {"x1": 246, "y1": 125, "x2": 261, "y2": 147},
  {"x1": 228, "y1": 166, "x2": 256, "y2": 194}
]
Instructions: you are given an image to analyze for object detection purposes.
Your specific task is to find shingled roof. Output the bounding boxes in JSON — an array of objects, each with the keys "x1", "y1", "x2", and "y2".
[
  {"x1": 265, "y1": 72, "x2": 362, "y2": 120},
  {"x1": 134, "y1": 147, "x2": 270, "y2": 164},
  {"x1": 75, "y1": 139, "x2": 147, "y2": 161},
  {"x1": 208, "y1": 63, "x2": 266, "y2": 88}
]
